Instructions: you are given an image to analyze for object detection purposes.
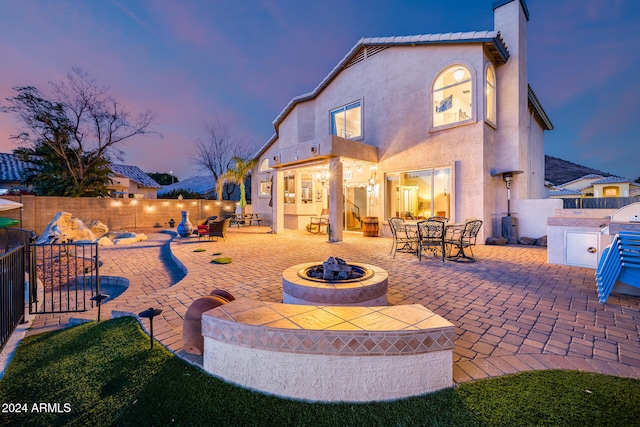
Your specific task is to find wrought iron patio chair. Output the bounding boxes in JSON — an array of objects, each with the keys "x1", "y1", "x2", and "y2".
[
  {"x1": 388, "y1": 217, "x2": 418, "y2": 258},
  {"x1": 417, "y1": 220, "x2": 446, "y2": 262},
  {"x1": 446, "y1": 219, "x2": 483, "y2": 262}
]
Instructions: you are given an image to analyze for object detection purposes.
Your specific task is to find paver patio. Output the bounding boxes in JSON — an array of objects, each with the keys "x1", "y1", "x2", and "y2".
[{"x1": 25, "y1": 227, "x2": 640, "y2": 384}]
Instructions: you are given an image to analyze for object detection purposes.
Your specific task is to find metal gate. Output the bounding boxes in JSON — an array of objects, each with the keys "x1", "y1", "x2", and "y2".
[{"x1": 29, "y1": 242, "x2": 101, "y2": 314}]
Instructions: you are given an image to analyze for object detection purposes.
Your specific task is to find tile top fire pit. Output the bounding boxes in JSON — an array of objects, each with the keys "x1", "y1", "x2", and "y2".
[{"x1": 282, "y1": 257, "x2": 388, "y2": 306}]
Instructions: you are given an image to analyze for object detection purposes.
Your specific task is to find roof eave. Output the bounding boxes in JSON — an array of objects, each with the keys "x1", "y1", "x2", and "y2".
[{"x1": 528, "y1": 85, "x2": 554, "y2": 131}]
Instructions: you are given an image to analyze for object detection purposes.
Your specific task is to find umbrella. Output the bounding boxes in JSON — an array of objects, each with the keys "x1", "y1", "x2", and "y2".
[
  {"x1": 0, "y1": 198, "x2": 23, "y2": 212},
  {"x1": 0, "y1": 217, "x2": 19, "y2": 228}
]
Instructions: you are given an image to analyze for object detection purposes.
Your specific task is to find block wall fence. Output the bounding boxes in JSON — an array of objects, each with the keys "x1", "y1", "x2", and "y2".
[{"x1": 1, "y1": 195, "x2": 239, "y2": 236}]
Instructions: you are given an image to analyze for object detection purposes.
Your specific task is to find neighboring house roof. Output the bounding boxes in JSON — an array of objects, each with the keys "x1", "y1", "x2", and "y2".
[
  {"x1": 0, "y1": 152, "x2": 160, "y2": 189},
  {"x1": 558, "y1": 174, "x2": 605, "y2": 188},
  {"x1": 110, "y1": 164, "x2": 161, "y2": 188},
  {"x1": 590, "y1": 176, "x2": 634, "y2": 185},
  {"x1": 0, "y1": 152, "x2": 29, "y2": 182},
  {"x1": 549, "y1": 189, "x2": 582, "y2": 196}
]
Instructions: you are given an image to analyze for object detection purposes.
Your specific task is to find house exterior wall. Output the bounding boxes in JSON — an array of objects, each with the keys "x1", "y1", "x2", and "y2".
[{"x1": 252, "y1": 0, "x2": 546, "y2": 242}]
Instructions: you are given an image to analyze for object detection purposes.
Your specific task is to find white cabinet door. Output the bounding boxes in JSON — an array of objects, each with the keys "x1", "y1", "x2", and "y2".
[{"x1": 565, "y1": 231, "x2": 599, "y2": 268}]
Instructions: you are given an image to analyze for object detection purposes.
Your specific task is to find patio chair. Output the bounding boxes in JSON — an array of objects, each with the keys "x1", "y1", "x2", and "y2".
[
  {"x1": 208, "y1": 218, "x2": 231, "y2": 241},
  {"x1": 388, "y1": 217, "x2": 418, "y2": 258},
  {"x1": 196, "y1": 216, "x2": 219, "y2": 240},
  {"x1": 446, "y1": 219, "x2": 483, "y2": 262},
  {"x1": 417, "y1": 220, "x2": 446, "y2": 262},
  {"x1": 309, "y1": 209, "x2": 329, "y2": 233},
  {"x1": 197, "y1": 224, "x2": 210, "y2": 240}
]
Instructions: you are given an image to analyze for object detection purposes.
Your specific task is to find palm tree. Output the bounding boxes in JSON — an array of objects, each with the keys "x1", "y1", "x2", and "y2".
[{"x1": 216, "y1": 156, "x2": 257, "y2": 208}]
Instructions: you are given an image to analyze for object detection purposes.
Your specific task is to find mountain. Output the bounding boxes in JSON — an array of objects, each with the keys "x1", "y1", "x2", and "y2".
[
  {"x1": 157, "y1": 175, "x2": 214, "y2": 196},
  {"x1": 544, "y1": 155, "x2": 613, "y2": 186}
]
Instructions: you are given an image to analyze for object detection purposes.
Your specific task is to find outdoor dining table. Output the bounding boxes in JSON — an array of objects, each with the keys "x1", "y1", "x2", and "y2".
[{"x1": 402, "y1": 220, "x2": 463, "y2": 256}]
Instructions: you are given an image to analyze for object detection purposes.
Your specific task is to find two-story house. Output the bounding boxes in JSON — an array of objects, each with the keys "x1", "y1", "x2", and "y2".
[{"x1": 252, "y1": 0, "x2": 552, "y2": 241}]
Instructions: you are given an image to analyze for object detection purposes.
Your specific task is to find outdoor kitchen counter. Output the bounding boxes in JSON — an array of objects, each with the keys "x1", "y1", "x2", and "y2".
[{"x1": 201, "y1": 297, "x2": 454, "y2": 402}]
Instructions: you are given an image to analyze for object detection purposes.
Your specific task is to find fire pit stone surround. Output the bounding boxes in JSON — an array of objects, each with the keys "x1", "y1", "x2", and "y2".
[{"x1": 282, "y1": 258, "x2": 388, "y2": 306}]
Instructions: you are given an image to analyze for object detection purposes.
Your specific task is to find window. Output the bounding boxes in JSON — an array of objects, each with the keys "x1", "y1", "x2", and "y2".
[
  {"x1": 301, "y1": 173, "x2": 313, "y2": 203},
  {"x1": 259, "y1": 180, "x2": 271, "y2": 197},
  {"x1": 284, "y1": 175, "x2": 295, "y2": 204},
  {"x1": 433, "y1": 65, "x2": 472, "y2": 128},
  {"x1": 485, "y1": 65, "x2": 496, "y2": 124},
  {"x1": 603, "y1": 186, "x2": 619, "y2": 197},
  {"x1": 331, "y1": 101, "x2": 361, "y2": 138},
  {"x1": 385, "y1": 167, "x2": 451, "y2": 220}
]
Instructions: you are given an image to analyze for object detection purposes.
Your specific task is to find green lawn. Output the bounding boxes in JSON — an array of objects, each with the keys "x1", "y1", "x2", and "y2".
[{"x1": 1, "y1": 317, "x2": 639, "y2": 426}]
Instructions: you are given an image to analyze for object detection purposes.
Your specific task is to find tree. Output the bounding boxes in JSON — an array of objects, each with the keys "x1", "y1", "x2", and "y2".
[
  {"x1": 147, "y1": 172, "x2": 179, "y2": 186},
  {"x1": 192, "y1": 119, "x2": 252, "y2": 200},
  {"x1": 0, "y1": 67, "x2": 155, "y2": 196},
  {"x1": 635, "y1": 176, "x2": 640, "y2": 184},
  {"x1": 216, "y1": 156, "x2": 257, "y2": 208},
  {"x1": 158, "y1": 189, "x2": 202, "y2": 199}
]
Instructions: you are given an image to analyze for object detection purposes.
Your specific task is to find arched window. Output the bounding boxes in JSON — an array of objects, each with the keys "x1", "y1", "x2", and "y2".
[
  {"x1": 259, "y1": 158, "x2": 270, "y2": 172},
  {"x1": 433, "y1": 65, "x2": 472, "y2": 128},
  {"x1": 485, "y1": 65, "x2": 496, "y2": 124}
]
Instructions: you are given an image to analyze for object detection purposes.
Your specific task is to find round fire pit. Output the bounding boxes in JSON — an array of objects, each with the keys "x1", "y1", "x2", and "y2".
[{"x1": 282, "y1": 260, "x2": 388, "y2": 306}]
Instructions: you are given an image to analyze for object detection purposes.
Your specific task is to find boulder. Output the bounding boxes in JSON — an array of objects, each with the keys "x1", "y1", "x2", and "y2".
[
  {"x1": 84, "y1": 219, "x2": 109, "y2": 239},
  {"x1": 97, "y1": 236, "x2": 114, "y2": 246},
  {"x1": 37, "y1": 212, "x2": 148, "y2": 246},
  {"x1": 535, "y1": 236, "x2": 548, "y2": 247},
  {"x1": 113, "y1": 236, "x2": 139, "y2": 245},
  {"x1": 36, "y1": 212, "x2": 96, "y2": 244},
  {"x1": 485, "y1": 236, "x2": 507, "y2": 245},
  {"x1": 518, "y1": 236, "x2": 537, "y2": 245}
]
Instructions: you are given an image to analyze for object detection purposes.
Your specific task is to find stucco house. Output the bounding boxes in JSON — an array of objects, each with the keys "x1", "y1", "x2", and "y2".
[
  {"x1": 108, "y1": 164, "x2": 162, "y2": 199},
  {"x1": 251, "y1": 0, "x2": 552, "y2": 241},
  {"x1": 0, "y1": 153, "x2": 161, "y2": 198},
  {"x1": 549, "y1": 174, "x2": 640, "y2": 200}
]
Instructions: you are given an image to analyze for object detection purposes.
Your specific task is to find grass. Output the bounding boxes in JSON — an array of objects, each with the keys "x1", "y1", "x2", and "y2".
[{"x1": 1, "y1": 317, "x2": 640, "y2": 426}]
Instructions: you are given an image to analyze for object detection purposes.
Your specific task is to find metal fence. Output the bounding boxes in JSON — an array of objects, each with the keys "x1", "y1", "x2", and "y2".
[
  {"x1": 0, "y1": 228, "x2": 34, "y2": 353},
  {"x1": 561, "y1": 197, "x2": 640, "y2": 209},
  {"x1": 29, "y1": 242, "x2": 100, "y2": 314}
]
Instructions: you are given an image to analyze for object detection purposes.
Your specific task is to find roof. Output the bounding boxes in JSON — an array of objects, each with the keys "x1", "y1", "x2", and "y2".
[
  {"x1": 0, "y1": 152, "x2": 161, "y2": 188},
  {"x1": 528, "y1": 85, "x2": 553, "y2": 130},
  {"x1": 0, "y1": 152, "x2": 29, "y2": 182},
  {"x1": 549, "y1": 189, "x2": 582, "y2": 196},
  {"x1": 558, "y1": 174, "x2": 605, "y2": 188},
  {"x1": 109, "y1": 164, "x2": 161, "y2": 188},
  {"x1": 590, "y1": 176, "x2": 635, "y2": 185}
]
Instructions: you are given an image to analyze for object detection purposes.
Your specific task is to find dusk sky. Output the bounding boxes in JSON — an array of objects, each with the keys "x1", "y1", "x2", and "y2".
[{"x1": 1, "y1": 0, "x2": 638, "y2": 182}]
